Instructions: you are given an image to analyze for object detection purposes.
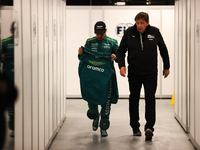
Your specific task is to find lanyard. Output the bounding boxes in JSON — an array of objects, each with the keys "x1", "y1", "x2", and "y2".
[{"x1": 139, "y1": 33, "x2": 143, "y2": 50}]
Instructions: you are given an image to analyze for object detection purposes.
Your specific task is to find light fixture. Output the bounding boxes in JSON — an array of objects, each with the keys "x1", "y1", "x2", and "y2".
[
  {"x1": 115, "y1": 2, "x2": 126, "y2": 5},
  {"x1": 146, "y1": 0, "x2": 151, "y2": 5}
]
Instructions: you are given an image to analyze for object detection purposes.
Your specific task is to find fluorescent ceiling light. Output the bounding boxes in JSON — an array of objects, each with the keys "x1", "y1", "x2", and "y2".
[{"x1": 115, "y1": 2, "x2": 126, "y2": 5}]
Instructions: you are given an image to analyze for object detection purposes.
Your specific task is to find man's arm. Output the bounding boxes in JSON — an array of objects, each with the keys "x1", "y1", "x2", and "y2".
[
  {"x1": 78, "y1": 39, "x2": 90, "y2": 60},
  {"x1": 117, "y1": 30, "x2": 128, "y2": 76},
  {"x1": 111, "y1": 39, "x2": 118, "y2": 61},
  {"x1": 157, "y1": 30, "x2": 170, "y2": 78}
]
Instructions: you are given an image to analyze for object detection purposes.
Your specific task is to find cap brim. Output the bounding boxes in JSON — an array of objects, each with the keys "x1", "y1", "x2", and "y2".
[{"x1": 95, "y1": 29, "x2": 106, "y2": 34}]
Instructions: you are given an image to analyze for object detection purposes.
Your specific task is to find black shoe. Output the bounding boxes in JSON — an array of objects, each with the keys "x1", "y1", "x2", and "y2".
[
  {"x1": 10, "y1": 131, "x2": 14, "y2": 138},
  {"x1": 101, "y1": 129, "x2": 108, "y2": 137},
  {"x1": 92, "y1": 115, "x2": 99, "y2": 131},
  {"x1": 145, "y1": 129, "x2": 153, "y2": 140},
  {"x1": 133, "y1": 129, "x2": 141, "y2": 136}
]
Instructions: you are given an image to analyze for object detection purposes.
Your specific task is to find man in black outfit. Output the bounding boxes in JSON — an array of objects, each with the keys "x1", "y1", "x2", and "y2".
[{"x1": 117, "y1": 12, "x2": 170, "y2": 140}]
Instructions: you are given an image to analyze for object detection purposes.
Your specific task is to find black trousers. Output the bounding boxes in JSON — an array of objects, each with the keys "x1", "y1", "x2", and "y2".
[{"x1": 128, "y1": 73, "x2": 157, "y2": 132}]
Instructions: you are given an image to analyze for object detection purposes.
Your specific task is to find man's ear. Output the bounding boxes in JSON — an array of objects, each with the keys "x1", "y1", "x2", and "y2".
[{"x1": 105, "y1": 29, "x2": 107, "y2": 34}]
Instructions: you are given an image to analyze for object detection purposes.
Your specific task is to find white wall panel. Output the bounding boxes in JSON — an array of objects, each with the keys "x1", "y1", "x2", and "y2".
[
  {"x1": 175, "y1": 0, "x2": 200, "y2": 149},
  {"x1": 31, "y1": 0, "x2": 39, "y2": 149},
  {"x1": 14, "y1": 0, "x2": 66, "y2": 149},
  {"x1": 21, "y1": 0, "x2": 32, "y2": 149},
  {"x1": 174, "y1": 0, "x2": 187, "y2": 131},
  {"x1": 52, "y1": 0, "x2": 57, "y2": 132},
  {"x1": 38, "y1": 0, "x2": 45, "y2": 149},
  {"x1": 174, "y1": 0, "x2": 179, "y2": 116},
  {"x1": 195, "y1": 0, "x2": 200, "y2": 146},
  {"x1": 60, "y1": 0, "x2": 64, "y2": 120},
  {"x1": 161, "y1": 9, "x2": 174, "y2": 96},
  {"x1": 90, "y1": 8, "x2": 103, "y2": 37},
  {"x1": 57, "y1": 0, "x2": 61, "y2": 127},
  {"x1": 181, "y1": 0, "x2": 187, "y2": 128},
  {"x1": 66, "y1": 8, "x2": 90, "y2": 97},
  {"x1": 178, "y1": 0, "x2": 182, "y2": 119},
  {"x1": 13, "y1": 1, "x2": 23, "y2": 149},
  {"x1": 189, "y1": 0, "x2": 195, "y2": 138},
  {"x1": 44, "y1": 0, "x2": 49, "y2": 145},
  {"x1": 48, "y1": 0, "x2": 53, "y2": 137},
  {"x1": 62, "y1": 1, "x2": 66, "y2": 117}
]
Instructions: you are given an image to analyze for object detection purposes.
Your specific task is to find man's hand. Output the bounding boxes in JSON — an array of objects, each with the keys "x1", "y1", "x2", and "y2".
[
  {"x1": 78, "y1": 47, "x2": 83, "y2": 54},
  {"x1": 163, "y1": 69, "x2": 170, "y2": 78},
  {"x1": 111, "y1": 54, "x2": 117, "y2": 61},
  {"x1": 120, "y1": 66, "x2": 126, "y2": 77}
]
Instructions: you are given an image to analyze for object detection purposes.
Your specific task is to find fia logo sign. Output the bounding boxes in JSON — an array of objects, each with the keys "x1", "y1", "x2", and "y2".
[{"x1": 115, "y1": 23, "x2": 133, "y2": 37}]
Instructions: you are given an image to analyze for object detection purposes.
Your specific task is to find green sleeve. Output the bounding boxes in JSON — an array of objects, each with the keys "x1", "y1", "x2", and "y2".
[
  {"x1": 84, "y1": 39, "x2": 91, "y2": 49},
  {"x1": 112, "y1": 39, "x2": 118, "y2": 56},
  {"x1": 2, "y1": 40, "x2": 6, "y2": 54},
  {"x1": 78, "y1": 39, "x2": 89, "y2": 60}
]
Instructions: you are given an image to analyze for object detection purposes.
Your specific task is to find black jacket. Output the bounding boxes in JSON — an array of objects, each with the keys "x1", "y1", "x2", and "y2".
[{"x1": 117, "y1": 24, "x2": 170, "y2": 75}]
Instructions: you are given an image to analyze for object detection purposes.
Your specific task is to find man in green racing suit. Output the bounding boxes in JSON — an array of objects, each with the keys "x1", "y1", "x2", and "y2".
[{"x1": 78, "y1": 21, "x2": 118, "y2": 137}]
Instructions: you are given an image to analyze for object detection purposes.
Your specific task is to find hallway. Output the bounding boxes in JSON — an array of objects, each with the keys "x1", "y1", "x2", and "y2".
[{"x1": 48, "y1": 99, "x2": 195, "y2": 150}]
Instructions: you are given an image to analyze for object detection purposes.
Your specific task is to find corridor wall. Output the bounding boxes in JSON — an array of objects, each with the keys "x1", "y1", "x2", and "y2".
[
  {"x1": 174, "y1": 0, "x2": 200, "y2": 149},
  {"x1": 66, "y1": 6, "x2": 174, "y2": 98},
  {"x1": 14, "y1": 0, "x2": 66, "y2": 150}
]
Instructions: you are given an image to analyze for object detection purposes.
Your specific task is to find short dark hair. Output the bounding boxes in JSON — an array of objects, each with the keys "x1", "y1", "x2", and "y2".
[{"x1": 134, "y1": 12, "x2": 149, "y2": 23}]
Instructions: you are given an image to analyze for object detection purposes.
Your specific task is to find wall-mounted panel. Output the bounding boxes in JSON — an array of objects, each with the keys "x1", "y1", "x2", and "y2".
[
  {"x1": 13, "y1": 1, "x2": 23, "y2": 149},
  {"x1": 21, "y1": 0, "x2": 32, "y2": 149},
  {"x1": 57, "y1": 0, "x2": 61, "y2": 127},
  {"x1": 38, "y1": 0, "x2": 45, "y2": 149},
  {"x1": 175, "y1": 0, "x2": 200, "y2": 149},
  {"x1": 90, "y1": 7, "x2": 103, "y2": 37},
  {"x1": 174, "y1": 0, "x2": 179, "y2": 117},
  {"x1": 161, "y1": 9, "x2": 174, "y2": 96},
  {"x1": 48, "y1": 0, "x2": 53, "y2": 137},
  {"x1": 195, "y1": 0, "x2": 200, "y2": 146},
  {"x1": 181, "y1": 0, "x2": 187, "y2": 128},
  {"x1": 66, "y1": 7, "x2": 90, "y2": 97},
  {"x1": 31, "y1": 0, "x2": 39, "y2": 149},
  {"x1": 174, "y1": 0, "x2": 188, "y2": 132},
  {"x1": 62, "y1": 0, "x2": 66, "y2": 118},
  {"x1": 189, "y1": 0, "x2": 195, "y2": 138},
  {"x1": 14, "y1": 0, "x2": 67, "y2": 149},
  {"x1": 52, "y1": 0, "x2": 57, "y2": 133},
  {"x1": 44, "y1": 0, "x2": 49, "y2": 146}
]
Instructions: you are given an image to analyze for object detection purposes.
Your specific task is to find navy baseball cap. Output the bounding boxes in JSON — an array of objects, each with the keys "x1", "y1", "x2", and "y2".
[{"x1": 94, "y1": 21, "x2": 106, "y2": 34}]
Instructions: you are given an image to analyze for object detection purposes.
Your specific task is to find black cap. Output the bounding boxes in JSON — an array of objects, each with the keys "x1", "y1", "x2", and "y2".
[{"x1": 94, "y1": 21, "x2": 106, "y2": 34}]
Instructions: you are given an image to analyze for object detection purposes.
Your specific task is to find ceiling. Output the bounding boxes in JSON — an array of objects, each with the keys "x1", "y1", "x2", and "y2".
[
  {"x1": 66, "y1": 0, "x2": 174, "y2": 5},
  {"x1": 0, "y1": 0, "x2": 174, "y2": 6}
]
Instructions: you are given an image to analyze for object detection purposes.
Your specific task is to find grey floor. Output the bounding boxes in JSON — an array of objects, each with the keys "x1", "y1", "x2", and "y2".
[
  {"x1": 49, "y1": 99, "x2": 195, "y2": 150},
  {"x1": 2, "y1": 99, "x2": 195, "y2": 150}
]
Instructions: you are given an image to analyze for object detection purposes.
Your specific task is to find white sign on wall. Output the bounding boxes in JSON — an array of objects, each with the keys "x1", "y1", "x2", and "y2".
[{"x1": 115, "y1": 23, "x2": 133, "y2": 37}]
